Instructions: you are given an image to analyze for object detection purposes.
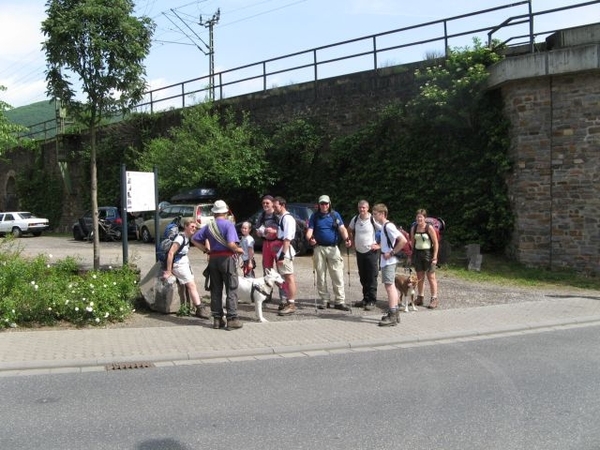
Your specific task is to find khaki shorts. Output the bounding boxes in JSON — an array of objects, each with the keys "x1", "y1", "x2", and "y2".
[{"x1": 277, "y1": 257, "x2": 294, "y2": 275}]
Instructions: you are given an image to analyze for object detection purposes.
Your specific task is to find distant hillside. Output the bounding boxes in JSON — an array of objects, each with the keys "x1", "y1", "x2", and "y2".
[{"x1": 6, "y1": 100, "x2": 56, "y2": 128}]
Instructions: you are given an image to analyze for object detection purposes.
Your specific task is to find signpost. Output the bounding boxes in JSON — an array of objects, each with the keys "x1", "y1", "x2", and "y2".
[{"x1": 121, "y1": 165, "x2": 157, "y2": 265}]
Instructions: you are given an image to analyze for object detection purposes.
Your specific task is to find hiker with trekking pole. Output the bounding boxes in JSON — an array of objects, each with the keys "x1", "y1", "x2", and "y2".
[{"x1": 305, "y1": 195, "x2": 352, "y2": 312}]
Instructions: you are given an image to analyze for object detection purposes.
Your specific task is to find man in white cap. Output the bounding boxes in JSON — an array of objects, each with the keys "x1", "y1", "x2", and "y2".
[
  {"x1": 192, "y1": 200, "x2": 245, "y2": 330},
  {"x1": 305, "y1": 195, "x2": 352, "y2": 311}
]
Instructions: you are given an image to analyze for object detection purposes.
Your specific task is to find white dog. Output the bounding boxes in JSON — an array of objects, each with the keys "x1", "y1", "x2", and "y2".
[{"x1": 235, "y1": 269, "x2": 284, "y2": 322}]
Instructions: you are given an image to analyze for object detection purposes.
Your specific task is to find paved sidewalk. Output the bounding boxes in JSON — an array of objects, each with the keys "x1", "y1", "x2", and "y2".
[{"x1": 1, "y1": 296, "x2": 599, "y2": 376}]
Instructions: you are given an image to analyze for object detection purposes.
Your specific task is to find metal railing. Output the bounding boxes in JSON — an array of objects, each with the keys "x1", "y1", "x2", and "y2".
[{"x1": 18, "y1": 0, "x2": 600, "y2": 139}]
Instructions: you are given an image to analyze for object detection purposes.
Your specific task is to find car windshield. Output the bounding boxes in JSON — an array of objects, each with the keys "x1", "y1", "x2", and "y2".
[
  {"x1": 19, "y1": 212, "x2": 34, "y2": 219},
  {"x1": 199, "y1": 204, "x2": 212, "y2": 217}
]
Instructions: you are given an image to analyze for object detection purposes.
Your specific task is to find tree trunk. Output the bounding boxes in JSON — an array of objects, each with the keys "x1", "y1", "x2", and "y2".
[{"x1": 90, "y1": 123, "x2": 100, "y2": 270}]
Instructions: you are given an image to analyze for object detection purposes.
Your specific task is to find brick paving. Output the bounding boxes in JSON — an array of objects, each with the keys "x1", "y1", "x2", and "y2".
[{"x1": 1, "y1": 237, "x2": 599, "y2": 376}]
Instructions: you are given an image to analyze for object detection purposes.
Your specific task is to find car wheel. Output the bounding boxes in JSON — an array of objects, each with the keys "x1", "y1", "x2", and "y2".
[
  {"x1": 140, "y1": 226, "x2": 153, "y2": 243},
  {"x1": 11, "y1": 227, "x2": 22, "y2": 238},
  {"x1": 73, "y1": 225, "x2": 83, "y2": 241}
]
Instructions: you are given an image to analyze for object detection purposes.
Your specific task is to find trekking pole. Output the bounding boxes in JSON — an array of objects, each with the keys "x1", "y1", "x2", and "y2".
[
  {"x1": 313, "y1": 263, "x2": 319, "y2": 314},
  {"x1": 346, "y1": 246, "x2": 351, "y2": 287}
]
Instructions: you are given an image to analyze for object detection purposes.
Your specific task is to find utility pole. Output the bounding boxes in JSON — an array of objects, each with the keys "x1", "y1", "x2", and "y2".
[{"x1": 200, "y1": 9, "x2": 220, "y2": 101}]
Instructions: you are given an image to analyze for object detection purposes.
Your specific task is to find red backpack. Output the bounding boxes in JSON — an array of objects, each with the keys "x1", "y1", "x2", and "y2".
[
  {"x1": 411, "y1": 217, "x2": 445, "y2": 243},
  {"x1": 382, "y1": 222, "x2": 413, "y2": 258}
]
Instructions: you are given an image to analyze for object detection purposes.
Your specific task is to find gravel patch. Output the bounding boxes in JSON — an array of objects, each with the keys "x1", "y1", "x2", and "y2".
[{"x1": 14, "y1": 236, "x2": 600, "y2": 329}]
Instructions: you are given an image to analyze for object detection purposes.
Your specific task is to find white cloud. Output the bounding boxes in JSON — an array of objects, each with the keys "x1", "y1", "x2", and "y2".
[
  {"x1": 0, "y1": 3, "x2": 46, "y2": 61},
  {"x1": 0, "y1": 3, "x2": 47, "y2": 107}
]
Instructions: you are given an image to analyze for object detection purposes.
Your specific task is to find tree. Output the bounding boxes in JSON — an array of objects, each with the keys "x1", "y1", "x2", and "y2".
[
  {"x1": 0, "y1": 86, "x2": 27, "y2": 151},
  {"x1": 139, "y1": 103, "x2": 273, "y2": 201},
  {"x1": 42, "y1": 0, "x2": 154, "y2": 269}
]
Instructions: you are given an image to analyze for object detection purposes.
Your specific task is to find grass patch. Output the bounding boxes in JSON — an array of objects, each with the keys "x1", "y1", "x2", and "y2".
[{"x1": 443, "y1": 252, "x2": 600, "y2": 290}]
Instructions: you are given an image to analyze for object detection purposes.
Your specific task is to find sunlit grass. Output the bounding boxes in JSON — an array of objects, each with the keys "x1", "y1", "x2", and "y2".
[{"x1": 443, "y1": 252, "x2": 600, "y2": 291}]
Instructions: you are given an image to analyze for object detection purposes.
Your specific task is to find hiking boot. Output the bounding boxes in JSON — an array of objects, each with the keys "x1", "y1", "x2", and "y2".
[
  {"x1": 378, "y1": 310, "x2": 400, "y2": 327},
  {"x1": 278, "y1": 302, "x2": 297, "y2": 316},
  {"x1": 195, "y1": 305, "x2": 211, "y2": 319},
  {"x1": 353, "y1": 300, "x2": 366, "y2": 308},
  {"x1": 278, "y1": 301, "x2": 288, "y2": 311},
  {"x1": 317, "y1": 302, "x2": 330, "y2": 310},
  {"x1": 213, "y1": 317, "x2": 227, "y2": 329},
  {"x1": 428, "y1": 297, "x2": 439, "y2": 309},
  {"x1": 333, "y1": 303, "x2": 351, "y2": 312},
  {"x1": 364, "y1": 302, "x2": 376, "y2": 311},
  {"x1": 227, "y1": 318, "x2": 243, "y2": 330},
  {"x1": 415, "y1": 295, "x2": 424, "y2": 306}
]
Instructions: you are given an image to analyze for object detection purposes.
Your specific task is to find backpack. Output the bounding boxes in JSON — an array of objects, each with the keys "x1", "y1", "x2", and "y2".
[
  {"x1": 382, "y1": 222, "x2": 413, "y2": 258},
  {"x1": 410, "y1": 217, "x2": 446, "y2": 243},
  {"x1": 157, "y1": 218, "x2": 187, "y2": 268},
  {"x1": 410, "y1": 217, "x2": 448, "y2": 264},
  {"x1": 278, "y1": 213, "x2": 301, "y2": 252}
]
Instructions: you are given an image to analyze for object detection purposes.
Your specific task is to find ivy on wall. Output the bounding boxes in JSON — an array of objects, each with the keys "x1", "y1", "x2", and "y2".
[
  {"x1": 16, "y1": 154, "x2": 64, "y2": 229},
  {"x1": 14, "y1": 41, "x2": 514, "y2": 251},
  {"x1": 272, "y1": 40, "x2": 514, "y2": 251}
]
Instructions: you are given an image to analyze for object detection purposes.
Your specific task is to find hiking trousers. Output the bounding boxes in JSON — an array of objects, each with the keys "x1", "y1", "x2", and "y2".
[
  {"x1": 356, "y1": 249, "x2": 379, "y2": 303},
  {"x1": 313, "y1": 245, "x2": 346, "y2": 304}
]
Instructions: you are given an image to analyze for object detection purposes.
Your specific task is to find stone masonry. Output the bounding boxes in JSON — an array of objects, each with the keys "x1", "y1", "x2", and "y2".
[{"x1": 489, "y1": 24, "x2": 600, "y2": 275}]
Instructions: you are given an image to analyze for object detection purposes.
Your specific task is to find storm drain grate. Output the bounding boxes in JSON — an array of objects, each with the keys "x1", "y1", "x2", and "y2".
[{"x1": 105, "y1": 362, "x2": 155, "y2": 371}]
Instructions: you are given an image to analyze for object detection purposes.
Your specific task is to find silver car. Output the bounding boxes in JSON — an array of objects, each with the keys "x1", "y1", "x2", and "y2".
[{"x1": 139, "y1": 203, "x2": 235, "y2": 243}]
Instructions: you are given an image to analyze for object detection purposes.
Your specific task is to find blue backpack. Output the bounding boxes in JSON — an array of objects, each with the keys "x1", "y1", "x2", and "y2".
[{"x1": 157, "y1": 217, "x2": 187, "y2": 268}]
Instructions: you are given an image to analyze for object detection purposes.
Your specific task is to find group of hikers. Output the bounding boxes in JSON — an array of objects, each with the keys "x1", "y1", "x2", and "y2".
[{"x1": 162, "y1": 195, "x2": 440, "y2": 329}]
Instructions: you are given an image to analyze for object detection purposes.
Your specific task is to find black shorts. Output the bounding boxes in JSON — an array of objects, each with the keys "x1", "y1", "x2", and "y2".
[{"x1": 413, "y1": 249, "x2": 435, "y2": 273}]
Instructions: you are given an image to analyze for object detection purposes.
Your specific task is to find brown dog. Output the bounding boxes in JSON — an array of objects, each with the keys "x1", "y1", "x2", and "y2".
[{"x1": 394, "y1": 273, "x2": 418, "y2": 312}]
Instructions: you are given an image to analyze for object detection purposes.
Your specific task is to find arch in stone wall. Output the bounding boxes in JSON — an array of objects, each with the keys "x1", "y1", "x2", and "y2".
[{"x1": 3, "y1": 170, "x2": 18, "y2": 211}]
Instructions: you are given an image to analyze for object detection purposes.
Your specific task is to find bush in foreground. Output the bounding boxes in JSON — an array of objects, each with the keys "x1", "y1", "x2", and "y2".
[{"x1": 0, "y1": 241, "x2": 139, "y2": 329}]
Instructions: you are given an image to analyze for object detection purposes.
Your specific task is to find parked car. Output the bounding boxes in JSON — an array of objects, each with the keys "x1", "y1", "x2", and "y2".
[
  {"x1": 139, "y1": 202, "x2": 236, "y2": 243},
  {"x1": 0, "y1": 211, "x2": 50, "y2": 237},
  {"x1": 236, "y1": 205, "x2": 315, "y2": 256},
  {"x1": 286, "y1": 202, "x2": 316, "y2": 227},
  {"x1": 72, "y1": 207, "x2": 138, "y2": 241}
]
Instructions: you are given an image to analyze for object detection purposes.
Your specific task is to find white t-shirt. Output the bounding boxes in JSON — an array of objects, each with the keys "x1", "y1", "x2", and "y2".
[
  {"x1": 277, "y1": 212, "x2": 297, "y2": 258},
  {"x1": 349, "y1": 214, "x2": 381, "y2": 254},
  {"x1": 172, "y1": 234, "x2": 190, "y2": 265},
  {"x1": 379, "y1": 221, "x2": 401, "y2": 268}
]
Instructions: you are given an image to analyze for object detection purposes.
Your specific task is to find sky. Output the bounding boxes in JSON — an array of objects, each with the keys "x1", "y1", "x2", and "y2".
[{"x1": 0, "y1": 0, "x2": 598, "y2": 109}]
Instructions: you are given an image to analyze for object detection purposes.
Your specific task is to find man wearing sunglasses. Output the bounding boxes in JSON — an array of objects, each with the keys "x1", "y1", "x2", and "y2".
[{"x1": 306, "y1": 195, "x2": 352, "y2": 311}]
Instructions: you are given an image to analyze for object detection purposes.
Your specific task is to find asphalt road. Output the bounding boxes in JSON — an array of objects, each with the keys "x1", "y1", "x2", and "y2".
[{"x1": 1, "y1": 324, "x2": 598, "y2": 450}]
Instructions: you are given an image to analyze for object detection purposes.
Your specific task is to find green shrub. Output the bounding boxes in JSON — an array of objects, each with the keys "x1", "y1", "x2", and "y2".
[{"x1": 0, "y1": 242, "x2": 139, "y2": 329}]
